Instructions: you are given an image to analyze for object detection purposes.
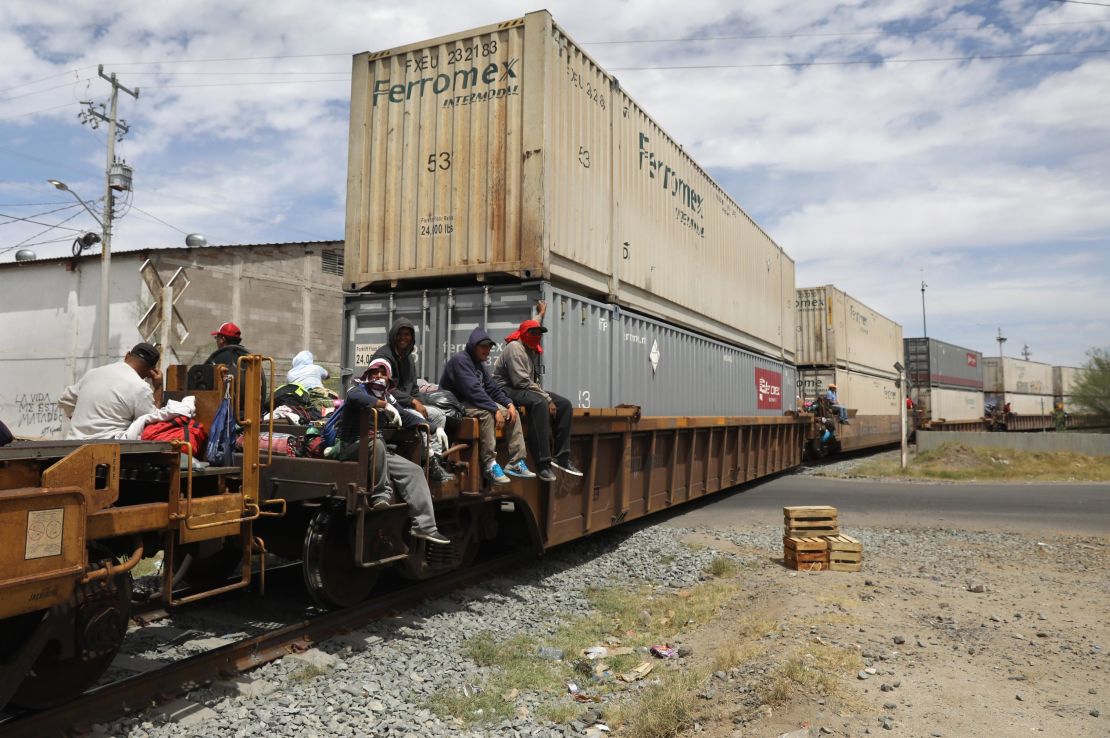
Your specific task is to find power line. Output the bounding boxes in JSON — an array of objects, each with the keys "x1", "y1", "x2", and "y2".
[
  {"x1": 0, "y1": 67, "x2": 96, "y2": 95},
  {"x1": 0, "y1": 208, "x2": 86, "y2": 256},
  {"x1": 0, "y1": 201, "x2": 71, "y2": 207},
  {"x1": 0, "y1": 97, "x2": 107, "y2": 123},
  {"x1": 582, "y1": 18, "x2": 1110, "y2": 45},
  {"x1": 0, "y1": 77, "x2": 96, "y2": 103},
  {"x1": 609, "y1": 47, "x2": 1110, "y2": 71},
  {"x1": 130, "y1": 204, "x2": 189, "y2": 235},
  {"x1": 0, "y1": 235, "x2": 75, "y2": 253},
  {"x1": 1048, "y1": 0, "x2": 1110, "y2": 6},
  {"x1": 0, "y1": 204, "x2": 85, "y2": 231}
]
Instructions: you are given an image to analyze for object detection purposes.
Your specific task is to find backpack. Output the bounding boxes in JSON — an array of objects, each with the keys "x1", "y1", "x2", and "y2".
[
  {"x1": 322, "y1": 401, "x2": 345, "y2": 446},
  {"x1": 205, "y1": 390, "x2": 239, "y2": 466},
  {"x1": 141, "y1": 416, "x2": 209, "y2": 458}
]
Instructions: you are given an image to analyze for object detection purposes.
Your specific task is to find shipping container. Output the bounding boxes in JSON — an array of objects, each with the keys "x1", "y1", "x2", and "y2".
[
  {"x1": 915, "y1": 387, "x2": 984, "y2": 423},
  {"x1": 343, "y1": 10, "x2": 795, "y2": 362},
  {"x1": 983, "y1": 357, "x2": 1053, "y2": 395},
  {"x1": 797, "y1": 367, "x2": 900, "y2": 416},
  {"x1": 1052, "y1": 366, "x2": 1083, "y2": 397},
  {"x1": 904, "y1": 337, "x2": 983, "y2": 390},
  {"x1": 985, "y1": 392, "x2": 1054, "y2": 416},
  {"x1": 795, "y1": 286, "x2": 902, "y2": 378},
  {"x1": 343, "y1": 282, "x2": 796, "y2": 417}
]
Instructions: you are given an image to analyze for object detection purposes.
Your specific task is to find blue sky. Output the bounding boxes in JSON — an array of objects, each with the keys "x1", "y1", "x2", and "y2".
[{"x1": 2, "y1": 0, "x2": 1108, "y2": 367}]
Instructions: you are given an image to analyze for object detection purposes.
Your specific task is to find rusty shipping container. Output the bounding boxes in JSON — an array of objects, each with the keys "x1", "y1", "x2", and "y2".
[
  {"x1": 904, "y1": 337, "x2": 983, "y2": 390},
  {"x1": 343, "y1": 282, "x2": 796, "y2": 418},
  {"x1": 983, "y1": 357, "x2": 1053, "y2": 395},
  {"x1": 795, "y1": 286, "x2": 902, "y2": 378},
  {"x1": 343, "y1": 10, "x2": 795, "y2": 361}
]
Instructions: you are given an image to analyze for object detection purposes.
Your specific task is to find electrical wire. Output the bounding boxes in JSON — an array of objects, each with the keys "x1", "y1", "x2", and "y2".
[
  {"x1": 1048, "y1": 0, "x2": 1110, "y2": 6},
  {"x1": 0, "y1": 97, "x2": 107, "y2": 123},
  {"x1": 0, "y1": 67, "x2": 96, "y2": 95},
  {"x1": 129, "y1": 205, "x2": 189, "y2": 235},
  {"x1": 0, "y1": 201, "x2": 71, "y2": 207},
  {"x1": 0, "y1": 234, "x2": 75, "y2": 253},
  {"x1": 0, "y1": 204, "x2": 84, "y2": 230},
  {"x1": 0, "y1": 208, "x2": 87, "y2": 256},
  {"x1": 0, "y1": 77, "x2": 97, "y2": 103},
  {"x1": 609, "y1": 47, "x2": 1110, "y2": 71}
]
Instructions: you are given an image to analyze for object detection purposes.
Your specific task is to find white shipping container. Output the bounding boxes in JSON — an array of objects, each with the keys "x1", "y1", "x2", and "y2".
[
  {"x1": 983, "y1": 357, "x2": 1053, "y2": 394},
  {"x1": 795, "y1": 286, "x2": 903, "y2": 377},
  {"x1": 916, "y1": 387, "x2": 984, "y2": 422},
  {"x1": 1052, "y1": 366, "x2": 1083, "y2": 396},
  {"x1": 343, "y1": 11, "x2": 795, "y2": 361},
  {"x1": 985, "y1": 392, "x2": 1054, "y2": 416},
  {"x1": 798, "y1": 367, "x2": 900, "y2": 416}
]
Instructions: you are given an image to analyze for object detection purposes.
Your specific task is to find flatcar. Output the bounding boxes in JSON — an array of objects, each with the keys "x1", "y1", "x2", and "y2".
[{"x1": 0, "y1": 354, "x2": 806, "y2": 712}]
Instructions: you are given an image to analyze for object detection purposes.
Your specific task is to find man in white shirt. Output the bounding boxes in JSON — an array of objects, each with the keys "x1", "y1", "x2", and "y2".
[{"x1": 59, "y1": 343, "x2": 163, "y2": 439}]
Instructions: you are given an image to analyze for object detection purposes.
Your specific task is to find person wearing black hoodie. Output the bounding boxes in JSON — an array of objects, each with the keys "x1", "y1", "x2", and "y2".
[
  {"x1": 439, "y1": 327, "x2": 531, "y2": 486},
  {"x1": 372, "y1": 318, "x2": 454, "y2": 483},
  {"x1": 205, "y1": 321, "x2": 268, "y2": 410}
]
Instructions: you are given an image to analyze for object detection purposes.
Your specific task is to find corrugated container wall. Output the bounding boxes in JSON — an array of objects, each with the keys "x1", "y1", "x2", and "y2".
[
  {"x1": 985, "y1": 392, "x2": 1054, "y2": 416},
  {"x1": 343, "y1": 283, "x2": 796, "y2": 417},
  {"x1": 903, "y1": 337, "x2": 983, "y2": 390},
  {"x1": 343, "y1": 10, "x2": 794, "y2": 362},
  {"x1": 1052, "y1": 366, "x2": 1083, "y2": 397},
  {"x1": 916, "y1": 387, "x2": 984, "y2": 423},
  {"x1": 983, "y1": 357, "x2": 1053, "y2": 394},
  {"x1": 795, "y1": 286, "x2": 902, "y2": 377}
]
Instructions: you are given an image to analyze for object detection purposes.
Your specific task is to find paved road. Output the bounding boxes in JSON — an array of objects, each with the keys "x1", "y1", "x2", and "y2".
[{"x1": 662, "y1": 473, "x2": 1110, "y2": 536}]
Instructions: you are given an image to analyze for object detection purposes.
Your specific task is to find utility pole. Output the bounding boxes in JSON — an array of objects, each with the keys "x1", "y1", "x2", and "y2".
[
  {"x1": 996, "y1": 327, "x2": 1006, "y2": 359},
  {"x1": 1021, "y1": 344, "x2": 1032, "y2": 361},
  {"x1": 920, "y1": 274, "x2": 928, "y2": 338},
  {"x1": 80, "y1": 66, "x2": 139, "y2": 366}
]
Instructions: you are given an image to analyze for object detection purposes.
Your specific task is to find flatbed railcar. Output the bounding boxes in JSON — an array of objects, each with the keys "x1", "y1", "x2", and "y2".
[{"x1": 0, "y1": 356, "x2": 806, "y2": 712}]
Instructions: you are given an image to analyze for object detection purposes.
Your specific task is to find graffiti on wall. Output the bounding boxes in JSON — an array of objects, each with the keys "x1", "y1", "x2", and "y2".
[{"x1": 11, "y1": 392, "x2": 63, "y2": 438}]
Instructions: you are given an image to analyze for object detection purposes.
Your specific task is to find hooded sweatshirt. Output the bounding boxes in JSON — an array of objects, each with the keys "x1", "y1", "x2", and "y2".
[
  {"x1": 371, "y1": 317, "x2": 419, "y2": 407},
  {"x1": 205, "y1": 341, "x2": 269, "y2": 409},
  {"x1": 439, "y1": 327, "x2": 513, "y2": 413},
  {"x1": 287, "y1": 350, "x2": 329, "y2": 389},
  {"x1": 493, "y1": 337, "x2": 551, "y2": 402}
]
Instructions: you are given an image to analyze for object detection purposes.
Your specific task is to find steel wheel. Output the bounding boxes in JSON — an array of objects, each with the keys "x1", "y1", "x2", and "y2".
[
  {"x1": 11, "y1": 544, "x2": 132, "y2": 709},
  {"x1": 302, "y1": 503, "x2": 380, "y2": 609}
]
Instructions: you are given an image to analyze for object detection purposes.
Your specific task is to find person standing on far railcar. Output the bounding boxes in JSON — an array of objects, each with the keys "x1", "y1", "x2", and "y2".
[
  {"x1": 493, "y1": 300, "x2": 581, "y2": 483},
  {"x1": 439, "y1": 327, "x2": 532, "y2": 486},
  {"x1": 826, "y1": 383, "x2": 849, "y2": 425}
]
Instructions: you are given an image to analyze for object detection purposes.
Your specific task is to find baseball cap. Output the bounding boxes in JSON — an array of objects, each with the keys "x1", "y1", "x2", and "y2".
[
  {"x1": 211, "y1": 322, "x2": 241, "y2": 339},
  {"x1": 129, "y1": 342, "x2": 160, "y2": 367}
]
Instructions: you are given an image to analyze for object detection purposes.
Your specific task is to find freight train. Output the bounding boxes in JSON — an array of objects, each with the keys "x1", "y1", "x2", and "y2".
[{"x1": 2, "y1": 9, "x2": 1085, "y2": 714}]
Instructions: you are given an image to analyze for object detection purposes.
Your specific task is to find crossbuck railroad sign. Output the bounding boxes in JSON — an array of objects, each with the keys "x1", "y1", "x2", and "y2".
[{"x1": 137, "y1": 260, "x2": 189, "y2": 364}]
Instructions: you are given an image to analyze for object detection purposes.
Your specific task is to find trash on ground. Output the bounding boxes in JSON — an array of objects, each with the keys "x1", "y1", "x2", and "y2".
[
  {"x1": 620, "y1": 662, "x2": 654, "y2": 682},
  {"x1": 650, "y1": 644, "x2": 676, "y2": 658}
]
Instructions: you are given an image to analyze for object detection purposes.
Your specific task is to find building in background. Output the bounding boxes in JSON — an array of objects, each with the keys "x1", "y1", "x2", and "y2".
[{"x1": 0, "y1": 240, "x2": 344, "y2": 439}]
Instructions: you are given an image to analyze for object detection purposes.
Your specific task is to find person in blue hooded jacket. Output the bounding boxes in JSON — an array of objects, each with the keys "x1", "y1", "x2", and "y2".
[{"x1": 439, "y1": 327, "x2": 531, "y2": 486}]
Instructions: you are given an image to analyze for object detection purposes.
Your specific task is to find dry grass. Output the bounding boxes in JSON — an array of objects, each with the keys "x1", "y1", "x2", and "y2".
[
  {"x1": 852, "y1": 442, "x2": 1110, "y2": 482},
  {"x1": 704, "y1": 556, "x2": 739, "y2": 578},
  {"x1": 606, "y1": 667, "x2": 707, "y2": 738},
  {"x1": 760, "y1": 643, "x2": 862, "y2": 705}
]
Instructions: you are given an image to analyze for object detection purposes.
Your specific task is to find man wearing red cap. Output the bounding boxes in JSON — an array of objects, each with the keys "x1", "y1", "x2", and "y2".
[
  {"x1": 493, "y1": 301, "x2": 580, "y2": 483},
  {"x1": 206, "y1": 321, "x2": 268, "y2": 408}
]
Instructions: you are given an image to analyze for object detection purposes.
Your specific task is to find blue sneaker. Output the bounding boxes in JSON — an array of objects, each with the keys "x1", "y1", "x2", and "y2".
[
  {"x1": 485, "y1": 461, "x2": 512, "y2": 485},
  {"x1": 505, "y1": 459, "x2": 536, "y2": 478}
]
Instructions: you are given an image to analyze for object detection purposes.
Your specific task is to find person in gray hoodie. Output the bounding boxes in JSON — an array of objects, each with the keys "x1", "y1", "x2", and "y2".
[
  {"x1": 493, "y1": 302, "x2": 580, "y2": 483},
  {"x1": 439, "y1": 327, "x2": 530, "y2": 486}
]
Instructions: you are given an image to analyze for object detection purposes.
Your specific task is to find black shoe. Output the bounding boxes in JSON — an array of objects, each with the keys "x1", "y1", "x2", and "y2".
[
  {"x1": 429, "y1": 457, "x2": 456, "y2": 484},
  {"x1": 551, "y1": 458, "x2": 583, "y2": 477},
  {"x1": 537, "y1": 467, "x2": 557, "y2": 483},
  {"x1": 411, "y1": 528, "x2": 450, "y2": 545}
]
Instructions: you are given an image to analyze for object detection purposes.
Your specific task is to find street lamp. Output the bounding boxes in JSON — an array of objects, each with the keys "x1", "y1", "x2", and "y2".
[
  {"x1": 894, "y1": 361, "x2": 908, "y2": 470},
  {"x1": 50, "y1": 179, "x2": 112, "y2": 366}
]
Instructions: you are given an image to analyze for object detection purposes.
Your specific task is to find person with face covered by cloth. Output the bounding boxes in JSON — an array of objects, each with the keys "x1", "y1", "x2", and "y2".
[
  {"x1": 372, "y1": 318, "x2": 454, "y2": 484},
  {"x1": 331, "y1": 358, "x2": 449, "y2": 545},
  {"x1": 493, "y1": 301, "x2": 580, "y2": 483}
]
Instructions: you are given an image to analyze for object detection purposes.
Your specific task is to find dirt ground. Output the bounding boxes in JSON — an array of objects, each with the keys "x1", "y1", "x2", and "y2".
[{"x1": 669, "y1": 525, "x2": 1109, "y2": 738}]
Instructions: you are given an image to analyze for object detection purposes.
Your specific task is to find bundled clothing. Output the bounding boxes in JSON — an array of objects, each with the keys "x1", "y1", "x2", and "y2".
[{"x1": 59, "y1": 362, "x2": 158, "y2": 440}]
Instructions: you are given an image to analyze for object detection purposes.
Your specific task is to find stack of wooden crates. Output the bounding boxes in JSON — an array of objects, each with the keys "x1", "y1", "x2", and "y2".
[{"x1": 782, "y1": 506, "x2": 862, "y2": 572}]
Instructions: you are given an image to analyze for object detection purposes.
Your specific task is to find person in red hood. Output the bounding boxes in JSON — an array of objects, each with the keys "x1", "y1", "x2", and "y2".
[{"x1": 493, "y1": 300, "x2": 580, "y2": 483}]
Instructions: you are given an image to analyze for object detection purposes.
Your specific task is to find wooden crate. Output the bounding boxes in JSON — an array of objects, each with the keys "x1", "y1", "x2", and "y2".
[
  {"x1": 783, "y1": 536, "x2": 828, "y2": 571},
  {"x1": 783, "y1": 505, "x2": 839, "y2": 537},
  {"x1": 824, "y1": 534, "x2": 863, "y2": 572}
]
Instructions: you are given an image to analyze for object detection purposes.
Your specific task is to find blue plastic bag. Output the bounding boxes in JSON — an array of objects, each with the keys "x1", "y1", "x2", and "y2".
[
  {"x1": 205, "y1": 394, "x2": 239, "y2": 466},
  {"x1": 322, "y1": 401, "x2": 344, "y2": 446}
]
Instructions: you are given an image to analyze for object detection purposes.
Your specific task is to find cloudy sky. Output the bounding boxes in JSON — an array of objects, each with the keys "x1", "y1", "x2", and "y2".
[{"x1": 2, "y1": 0, "x2": 1107, "y2": 367}]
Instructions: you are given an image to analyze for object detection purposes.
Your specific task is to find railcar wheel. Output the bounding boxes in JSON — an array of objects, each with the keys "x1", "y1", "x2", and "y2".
[
  {"x1": 302, "y1": 503, "x2": 380, "y2": 609},
  {"x1": 11, "y1": 543, "x2": 132, "y2": 709}
]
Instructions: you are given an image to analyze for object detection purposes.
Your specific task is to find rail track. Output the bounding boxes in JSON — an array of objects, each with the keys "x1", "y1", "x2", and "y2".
[{"x1": 0, "y1": 551, "x2": 528, "y2": 738}]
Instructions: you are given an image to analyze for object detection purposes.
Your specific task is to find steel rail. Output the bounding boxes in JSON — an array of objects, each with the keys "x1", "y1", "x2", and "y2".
[{"x1": 1, "y1": 551, "x2": 528, "y2": 738}]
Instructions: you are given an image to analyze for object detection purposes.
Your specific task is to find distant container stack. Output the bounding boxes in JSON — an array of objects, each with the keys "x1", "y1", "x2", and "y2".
[
  {"x1": 904, "y1": 337, "x2": 984, "y2": 423},
  {"x1": 1052, "y1": 366, "x2": 1084, "y2": 414},
  {"x1": 983, "y1": 357, "x2": 1054, "y2": 416}
]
